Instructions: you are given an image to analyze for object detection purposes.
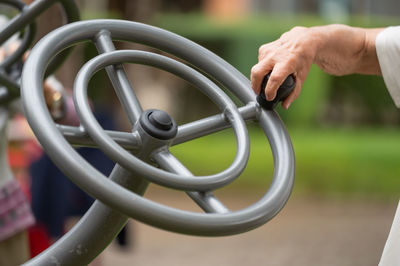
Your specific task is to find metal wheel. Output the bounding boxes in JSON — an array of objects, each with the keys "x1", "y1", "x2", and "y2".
[{"x1": 22, "y1": 19, "x2": 295, "y2": 236}]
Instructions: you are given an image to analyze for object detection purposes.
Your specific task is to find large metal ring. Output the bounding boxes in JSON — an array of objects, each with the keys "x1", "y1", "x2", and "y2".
[{"x1": 22, "y1": 19, "x2": 295, "y2": 236}]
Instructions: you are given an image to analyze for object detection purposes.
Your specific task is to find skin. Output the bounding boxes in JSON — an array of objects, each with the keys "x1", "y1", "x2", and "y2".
[{"x1": 251, "y1": 24, "x2": 384, "y2": 109}]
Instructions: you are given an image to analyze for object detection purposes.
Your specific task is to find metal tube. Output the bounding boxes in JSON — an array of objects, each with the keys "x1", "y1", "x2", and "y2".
[
  {"x1": 0, "y1": 0, "x2": 57, "y2": 46},
  {"x1": 45, "y1": 0, "x2": 80, "y2": 75},
  {"x1": 0, "y1": 0, "x2": 37, "y2": 71},
  {"x1": 0, "y1": 0, "x2": 80, "y2": 86},
  {"x1": 173, "y1": 102, "x2": 258, "y2": 145},
  {"x1": 94, "y1": 30, "x2": 143, "y2": 123},
  {"x1": 153, "y1": 150, "x2": 230, "y2": 214},
  {"x1": 57, "y1": 124, "x2": 141, "y2": 150}
]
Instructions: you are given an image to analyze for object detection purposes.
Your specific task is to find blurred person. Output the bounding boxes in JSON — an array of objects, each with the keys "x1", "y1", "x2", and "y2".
[
  {"x1": 29, "y1": 106, "x2": 115, "y2": 247},
  {"x1": 0, "y1": 99, "x2": 34, "y2": 265},
  {"x1": 0, "y1": 59, "x2": 71, "y2": 265},
  {"x1": 29, "y1": 98, "x2": 132, "y2": 266},
  {"x1": 0, "y1": 13, "x2": 76, "y2": 264},
  {"x1": 251, "y1": 24, "x2": 399, "y2": 265}
]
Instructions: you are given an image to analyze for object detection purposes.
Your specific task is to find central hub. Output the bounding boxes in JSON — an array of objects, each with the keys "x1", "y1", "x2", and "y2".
[
  {"x1": 149, "y1": 110, "x2": 173, "y2": 130},
  {"x1": 139, "y1": 109, "x2": 178, "y2": 140}
]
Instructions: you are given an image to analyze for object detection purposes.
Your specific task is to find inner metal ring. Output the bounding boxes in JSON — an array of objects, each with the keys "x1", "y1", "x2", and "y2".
[{"x1": 74, "y1": 50, "x2": 249, "y2": 191}]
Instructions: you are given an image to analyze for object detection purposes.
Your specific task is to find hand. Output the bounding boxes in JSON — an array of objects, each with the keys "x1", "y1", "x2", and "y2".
[
  {"x1": 251, "y1": 26, "x2": 316, "y2": 109},
  {"x1": 251, "y1": 24, "x2": 383, "y2": 109}
]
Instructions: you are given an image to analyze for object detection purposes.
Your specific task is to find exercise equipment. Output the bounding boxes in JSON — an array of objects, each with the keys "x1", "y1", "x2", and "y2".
[{"x1": 20, "y1": 19, "x2": 296, "y2": 265}]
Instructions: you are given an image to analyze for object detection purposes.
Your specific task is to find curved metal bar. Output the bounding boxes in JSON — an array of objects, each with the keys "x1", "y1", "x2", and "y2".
[
  {"x1": 43, "y1": 0, "x2": 81, "y2": 76},
  {"x1": 21, "y1": 20, "x2": 295, "y2": 237},
  {"x1": 0, "y1": 0, "x2": 40, "y2": 46},
  {"x1": 0, "y1": 0, "x2": 80, "y2": 104},
  {"x1": 0, "y1": 0, "x2": 80, "y2": 80},
  {"x1": 0, "y1": 0, "x2": 36, "y2": 70},
  {"x1": 73, "y1": 50, "x2": 250, "y2": 191}
]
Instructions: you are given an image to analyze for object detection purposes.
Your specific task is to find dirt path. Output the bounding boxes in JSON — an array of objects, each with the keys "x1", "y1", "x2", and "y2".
[{"x1": 98, "y1": 187, "x2": 397, "y2": 266}]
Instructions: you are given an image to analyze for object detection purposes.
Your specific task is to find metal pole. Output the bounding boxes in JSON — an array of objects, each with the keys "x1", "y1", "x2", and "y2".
[{"x1": 24, "y1": 165, "x2": 148, "y2": 266}]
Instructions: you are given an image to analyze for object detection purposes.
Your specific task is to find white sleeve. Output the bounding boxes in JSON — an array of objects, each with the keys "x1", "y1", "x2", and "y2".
[
  {"x1": 379, "y1": 201, "x2": 400, "y2": 266},
  {"x1": 375, "y1": 27, "x2": 400, "y2": 265},
  {"x1": 376, "y1": 26, "x2": 400, "y2": 108}
]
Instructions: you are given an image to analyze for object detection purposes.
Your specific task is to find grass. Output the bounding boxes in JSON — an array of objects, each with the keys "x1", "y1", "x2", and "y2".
[{"x1": 170, "y1": 126, "x2": 400, "y2": 200}]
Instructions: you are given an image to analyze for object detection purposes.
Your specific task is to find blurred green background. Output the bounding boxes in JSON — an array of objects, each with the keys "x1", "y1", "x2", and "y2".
[
  {"x1": 153, "y1": 10, "x2": 400, "y2": 200},
  {"x1": 61, "y1": 0, "x2": 400, "y2": 200}
]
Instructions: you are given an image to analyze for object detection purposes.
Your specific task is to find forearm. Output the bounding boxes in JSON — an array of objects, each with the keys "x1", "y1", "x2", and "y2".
[
  {"x1": 312, "y1": 24, "x2": 383, "y2": 76},
  {"x1": 251, "y1": 24, "x2": 385, "y2": 109}
]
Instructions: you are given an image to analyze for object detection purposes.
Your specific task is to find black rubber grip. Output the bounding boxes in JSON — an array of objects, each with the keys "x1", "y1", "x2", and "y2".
[{"x1": 256, "y1": 72, "x2": 295, "y2": 109}]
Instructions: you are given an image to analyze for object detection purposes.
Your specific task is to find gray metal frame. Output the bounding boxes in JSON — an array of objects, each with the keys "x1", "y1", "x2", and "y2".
[
  {"x1": 21, "y1": 19, "x2": 295, "y2": 265},
  {"x1": 0, "y1": 0, "x2": 36, "y2": 71},
  {"x1": 0, "y1": 0, "x2": 79, "y2": 104}
]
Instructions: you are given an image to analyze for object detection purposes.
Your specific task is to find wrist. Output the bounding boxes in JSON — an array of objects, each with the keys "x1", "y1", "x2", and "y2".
[
  {"x1": 307, "y1": 25, "x2": 330, "y2": 62},
  {"x1": 309, "y1": 24, "x2": 345, "y2": 59},
  {"x1": 358, "y1": 28, "x2": 383, "y2": 75}
]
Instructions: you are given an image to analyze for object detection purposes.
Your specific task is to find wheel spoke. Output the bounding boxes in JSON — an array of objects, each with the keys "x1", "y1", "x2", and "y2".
[
  {"x1": 172, "y1": 102, "x2": 258, "y2": 146},
  {"x1": 94, "y1": 30, "x2": 142, "y2": 123},
  {"x1": 152, "y1": 150, "x2": 230, "y2": 214},
  {"x1": 57, "y1": 124, "x2": 141, "y2": 150}
]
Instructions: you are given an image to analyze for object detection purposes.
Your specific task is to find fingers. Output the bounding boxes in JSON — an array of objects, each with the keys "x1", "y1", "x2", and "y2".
[
  {"x1": 250, "y1": 59, "x2": 273, "y2": 95},
  {"x1": 282, "y1": 78, "x2": 301, "y2": 109},
  {"x1": 251, "y1": 57, "x2": 295, "y2": 103},
  {"x1": 264, "y1": 63, "x2": 294, "y2": 101},
  {"x1": 252, "y1": 43, "x2": 296, "y2": 101},
  {"x1": 281, "y1": 67, "x2": 310, "y2": 109}
]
